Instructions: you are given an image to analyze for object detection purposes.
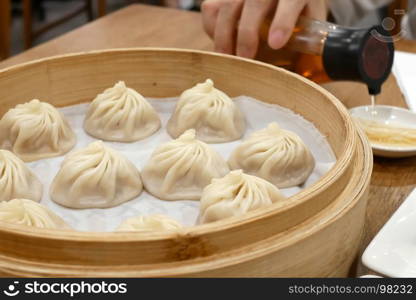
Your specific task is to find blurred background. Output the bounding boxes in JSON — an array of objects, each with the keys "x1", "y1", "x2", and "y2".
[
  {"x1": 0, "y1": 0, "x2": 202, "y2": 59},
  {"x1": 0, "y1": 0, "x2": 409, "y2": 60}
]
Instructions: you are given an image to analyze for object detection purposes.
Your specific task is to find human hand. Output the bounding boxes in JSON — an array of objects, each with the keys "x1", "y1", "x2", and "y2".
[{"x1": 201, "y1": 0, "x2": 328, "y2": 58}]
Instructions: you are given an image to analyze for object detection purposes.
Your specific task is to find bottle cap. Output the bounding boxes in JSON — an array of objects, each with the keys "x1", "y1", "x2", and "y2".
[{"x1": 323, "y1": 26, "x2": 394, "y2": 95}]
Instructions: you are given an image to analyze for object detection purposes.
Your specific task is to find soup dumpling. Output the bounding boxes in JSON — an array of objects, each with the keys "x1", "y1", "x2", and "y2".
[
  {"x1": 84, "y1": 81, "x2": 161, "y2": 142},
  {"x1": 116, "y1": 214, "x2": 183, "y2": 232},
  {"x1": 0, "y1": 150, "x2": 42, "y2": 202},
  {"x1": 142, "y1": 129, "x2": 230, "y2": 200},
  {"x1": 50, "y1": 141, "x2": 143, "y2": 209},
  {"x1": 228, "y1": 123, "x2": 315, "y2": 188},
  {"x1": 0, "y1": 199, "x2": 70, "y2": 230},
  {"x1": 0, "y1": 99, "x2": 76, "y2": 162},
  {"x1": 199, "y1": 170, "x2": 286, "y2": 224},
  {"x1": 167, "y1": 79, "x2": 245, "y2": 143}
]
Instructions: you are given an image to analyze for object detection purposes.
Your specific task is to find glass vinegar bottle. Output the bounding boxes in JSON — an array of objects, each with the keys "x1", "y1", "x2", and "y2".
[{"x1": 256, "y1": 16, "x2": 394, "y2": 95}]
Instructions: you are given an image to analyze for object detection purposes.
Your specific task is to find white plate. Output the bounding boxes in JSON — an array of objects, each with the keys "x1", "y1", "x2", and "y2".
[
  {"x1": 349, "y1": 105, "x2": 416, "y2": 158},
  {"x1": 362, "y1": 188, "x2": 416, "y2": 278},
  {"x1": 393, "y1": 51, "x2": 416, "y2": 112}
]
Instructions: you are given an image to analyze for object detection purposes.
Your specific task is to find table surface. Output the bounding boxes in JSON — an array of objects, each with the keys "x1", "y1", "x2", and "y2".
[{"x1": 1, "y1": 4, "x2": 415, "y2": 277}]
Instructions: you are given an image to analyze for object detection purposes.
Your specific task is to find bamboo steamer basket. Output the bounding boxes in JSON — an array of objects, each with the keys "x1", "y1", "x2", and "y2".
[{"x1": 0, "y1": 49, "x2": 372, "y2": 277}]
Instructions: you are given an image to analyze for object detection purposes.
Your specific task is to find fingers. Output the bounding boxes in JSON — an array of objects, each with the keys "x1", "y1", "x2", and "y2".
[
  {"x1": 303, "y1": 0, "x2": 328, "y2": 21},
  {"x1": 213, "y1": 0, "x2": 244, "y2": 54},
  {"x1": 202, "y1": 0, "x2": 316, "y2": 56},
  {"x1": 268, "y1": 0, "x2": 307, "y2": 50},
  {"x1": 236, "y1": 0, "x2": 276, "y2": 58},
  {"x1": 201, "y1": 0, "x2": 221, "y2": 39}
]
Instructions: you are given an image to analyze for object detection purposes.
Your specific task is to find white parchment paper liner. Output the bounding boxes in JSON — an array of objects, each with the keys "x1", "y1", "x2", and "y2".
[{"x1": 27, "y1": 96, "x2": 336, "y2": 232}]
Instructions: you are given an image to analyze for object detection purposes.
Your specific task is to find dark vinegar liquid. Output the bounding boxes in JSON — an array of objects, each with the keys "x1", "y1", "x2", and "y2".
[
  {"x1": 256, "y1": 19, "x2": 331, "y2": 84},
  {"x1": 295, "y1": 53, "x2": 330, "y2": 83}
]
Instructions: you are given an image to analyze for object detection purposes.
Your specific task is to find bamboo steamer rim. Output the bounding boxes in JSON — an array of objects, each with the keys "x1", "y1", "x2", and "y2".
[
  {"x1": 0, "y1": 126, "x2": 372, "y2": 277},
  {"x1": 0, "y1": 48, "x2": 357, "y2": 241}
]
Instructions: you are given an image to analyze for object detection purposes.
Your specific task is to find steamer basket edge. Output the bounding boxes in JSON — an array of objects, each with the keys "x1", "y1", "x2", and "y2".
[{"x1": 0, "y1": 127, "x2": 372, "y2": 277}]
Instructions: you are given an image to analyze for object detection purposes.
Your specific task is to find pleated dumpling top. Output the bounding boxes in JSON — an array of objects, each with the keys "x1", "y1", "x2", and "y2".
[
  {"x1": 142, "y1": 129, "x2": 230, "y2": 201},
  {"x1": 84, "y1": 81, "x2": 161, "y2": 142},
  {"x1": 0, "y1": 199, "x2": 70, "y2": 230},
  {"x1": 50, "y1": 141, "x2": 143, "y2": 209},
  {"x1": 167, "y1": 79, "x2": 245, "y2": 143},
  {"x1": 0, "y1": 99, "x2": 76, "y2": 162},
  {"x1": 199, "y1": 170, "x2": 286, "y2": 224},
  {"x1": 116, "y1": 215, "x2": 183, "y2": 232},
  {"x1": 0, "y1": 150, "x2": 43, "y2": 202},
  {"x1": 229, "y1": 123, "x2": 315, "y2": 188}
]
